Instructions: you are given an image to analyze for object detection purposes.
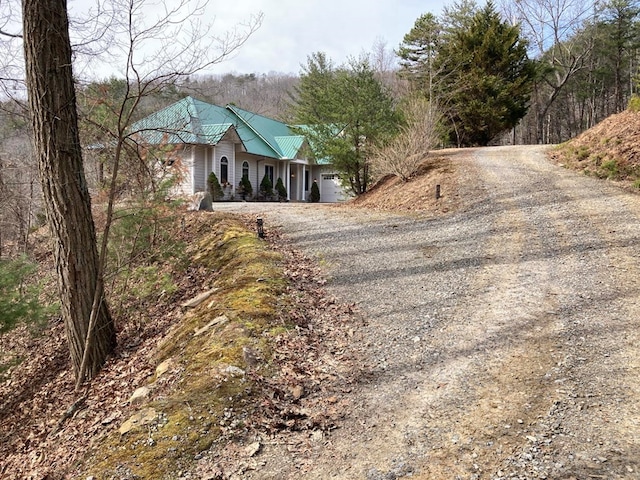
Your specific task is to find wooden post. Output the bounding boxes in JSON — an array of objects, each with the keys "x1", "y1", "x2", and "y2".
[
  {"x1": 435, "y1": 184, "x2": 441, "y2": 200},
  {"x1": 256, "y1": 217, "x2": 264, "y2": 239}
]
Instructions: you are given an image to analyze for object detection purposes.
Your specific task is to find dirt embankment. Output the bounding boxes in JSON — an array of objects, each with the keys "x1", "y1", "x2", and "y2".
[{"x1": 551, "y1": 109, "x2": 640, "y2": 187}]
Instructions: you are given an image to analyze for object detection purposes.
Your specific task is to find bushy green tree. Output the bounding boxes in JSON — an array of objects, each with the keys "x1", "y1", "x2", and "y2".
[
  {"x1": 259, "y1": 174, "x2": 273, "y2": 198},
  {"x1": 275, "y1": 177, "x2": 287, "y2": 201},
  {"x1": 293, "y1": 53, "x2": 400, "y2": 195},
  {"x1": 435, "y1": 2, "x2": 536, "y2": 145},
  {"x1": 207, "y1": 172, "x2": 224, "y2": 201},
  {"x1": 309, "y1": 180, "x2": 320, "y2": 203},
  {"x1": 239, "y1": 175, "x2": 253, "y2": 199},
  {"x1": 399, "y1": 1, "x2": 535, "y2": 146}
]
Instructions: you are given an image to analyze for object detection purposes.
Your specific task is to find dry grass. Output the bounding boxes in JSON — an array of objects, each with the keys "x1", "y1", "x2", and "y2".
[
  {"x1": 351, "y1": 151, "x2": 466, "y2": 216},
  {"x1": 550, "y1": 110, "x2": 640, "y2": 187}
]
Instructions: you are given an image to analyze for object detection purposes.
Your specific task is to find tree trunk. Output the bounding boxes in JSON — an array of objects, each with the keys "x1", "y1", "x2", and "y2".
[{"x1": 22, "y1": 0, "x2": 116, "y2": 381}]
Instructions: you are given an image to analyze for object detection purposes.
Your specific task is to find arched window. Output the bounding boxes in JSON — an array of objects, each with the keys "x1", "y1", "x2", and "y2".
[
  {"x1": 242, "y1": 161, "x2": 249, "y2": 179},
  {"x1": 220, "y1": 156, "x2": 229, "y2": 184}
]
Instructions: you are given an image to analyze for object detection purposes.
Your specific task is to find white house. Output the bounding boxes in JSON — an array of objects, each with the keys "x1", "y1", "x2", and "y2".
[{"x1": 132, "y1": 96, "x2": 348, "y2": 203}]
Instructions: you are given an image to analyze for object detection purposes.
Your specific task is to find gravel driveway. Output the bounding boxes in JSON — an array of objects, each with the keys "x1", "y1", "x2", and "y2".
[{"x1": 213, "y1": 145, "x2": 640, "y2": 479}]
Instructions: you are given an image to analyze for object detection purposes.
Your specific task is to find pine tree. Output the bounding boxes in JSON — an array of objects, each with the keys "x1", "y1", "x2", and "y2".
[
  {"x1": 239, "y1": 175, "x2": 253, "y2": 199},
  {"x1": 275, "y1": 177, "x2": 287, "y2": 201},
  {"x1": 259, "y1": 174, "x2": 273, "y2": 199},
  {"x1": 436, "y1": 2, "x2": 536, "y2": 146},
  {"x1": 293, "y1": 54, "x2": 400, "y2": 195},
  {"x1": 309, "y1": 180, "x2": 320, "y2": 203},
  {"x1": 207, "y1": 172, "x2": 224, "y2": 201},
  {"x1": 0, "y1": 257, "x2": 45, "y2": 333},
  {"x1": 398, "y1": 13, "x2": 442, "y2": 98}
]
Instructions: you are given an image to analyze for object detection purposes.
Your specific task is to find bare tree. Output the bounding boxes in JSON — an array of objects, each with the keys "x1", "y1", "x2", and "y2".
[
  {"x1": 510, "y1": 0, "x2": 596, "y2": 142},
  {"x1": 22, "y1": 0, "x2": 116, "y2": 383},
  {"x1": 371, "y1": 95, "x2": 442, "y2": 182},
  {"x1": 0, "y1": 130, "x2": 39, "y2": 255},
  {"x1": 20, "y1": 0, "x2": 261, "y2": 387}
]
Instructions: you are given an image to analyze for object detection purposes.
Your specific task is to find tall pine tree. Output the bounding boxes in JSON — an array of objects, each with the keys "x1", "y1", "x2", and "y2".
[
  {"x1": 437, "y1": 2, "x2": 536, "y2": 145},
  {"x1": 293, "y1": 54, "x2": 399, "y2": 195}
]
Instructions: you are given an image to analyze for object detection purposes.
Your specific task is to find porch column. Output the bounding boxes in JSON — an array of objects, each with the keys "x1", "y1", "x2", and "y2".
[
  {"x1": 286, "y1": 162, "x2": 291, "y2": 200},
  {"x1": 302, "y1": 164, "x2": 306, "y2": 201}
]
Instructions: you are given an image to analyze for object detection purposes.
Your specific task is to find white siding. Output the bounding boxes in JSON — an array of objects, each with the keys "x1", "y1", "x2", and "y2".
[
  {"x1": 193, "y1": 146, "x2": 207, "y2": 192},
  {"x1": 235, "y1": 153, "x2": 258, "y2": 199},
  {"x1": 173, "y1": 147, "x2": 193, "y2": 196}
]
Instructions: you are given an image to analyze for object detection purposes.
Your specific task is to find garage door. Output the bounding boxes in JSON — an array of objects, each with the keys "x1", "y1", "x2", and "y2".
[{"x1": 320, "y1": 173, "x2": 344, "y2": 203}]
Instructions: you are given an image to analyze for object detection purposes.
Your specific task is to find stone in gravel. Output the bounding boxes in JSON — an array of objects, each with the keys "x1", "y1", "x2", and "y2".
[
  {"x1": 290, "y1": 385, "x2": 304, "y2": 400},
  {"x1": 246, "y1": 441, "x2": 261, "y2": 457}
]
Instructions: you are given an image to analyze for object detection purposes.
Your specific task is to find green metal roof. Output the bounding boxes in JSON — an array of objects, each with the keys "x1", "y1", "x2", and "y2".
[
  {"x1": 131, "y1": 96, "x2": 305, "y2": 160},
  {"x1": 274, "y1": 135, "x2": 305, "y2": 159}
]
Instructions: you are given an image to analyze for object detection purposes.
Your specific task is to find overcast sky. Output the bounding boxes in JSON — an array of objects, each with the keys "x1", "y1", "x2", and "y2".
[
  {"x1": 63, "y1": 0, "x2": 449, "y2": 79},
  {"x1": 181, "y1": 0, "x2": 448, "y2": 76}
]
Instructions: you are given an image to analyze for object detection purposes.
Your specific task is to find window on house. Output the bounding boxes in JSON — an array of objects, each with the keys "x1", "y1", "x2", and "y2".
[
  {"x1": 265, "y1": 165, "x2": 274, "y2": 185},
  {"x1": 220, "y1": 156, "x2": 229, "y2": 184},
  {"x1": 242, "y1": 161, "x2": 249, "y2": 179}
]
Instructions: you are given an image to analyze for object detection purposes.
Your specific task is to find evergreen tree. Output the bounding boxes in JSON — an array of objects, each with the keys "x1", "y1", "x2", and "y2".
[
  {"x1": 275, "y1": 177, "x2": 287, "y2": 201},
  {"x1": 239, "y1": 175, "x2": 253, "y2": 199},
  {"x1": 309, "y1": 180, "x2": 320, "y2": 203},
  {"x1": 293, "y1": 54, "x2": 400, "y2": 195},
  {"x1": 207, "y1": 172, "x2": 224, "y2": 201},
  {"x1": 259, "y1": 174, "x2": 273, "y2": 198},
  {"x1": 0, "y1": 257, "x2": 45, "y2": 334},
  {"x1": 436, "y1": 2, "x2": 536, "y2": 145},
  {"x1": 291, "y1": 52, "x2": 337, "y2": 123},
  {"x1": 398, "y1": 13, "x2": 443, "y2": 97}
]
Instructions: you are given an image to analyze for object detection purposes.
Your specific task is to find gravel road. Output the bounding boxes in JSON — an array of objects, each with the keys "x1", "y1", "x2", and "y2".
[{"x1": 212, "y1": 145, "x2": 640, "y2": 479}]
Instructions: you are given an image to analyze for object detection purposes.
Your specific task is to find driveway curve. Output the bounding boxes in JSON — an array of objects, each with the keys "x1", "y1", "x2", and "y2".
[{"x1": 212, "y1": 145, "x2": 640, "y2": 479}]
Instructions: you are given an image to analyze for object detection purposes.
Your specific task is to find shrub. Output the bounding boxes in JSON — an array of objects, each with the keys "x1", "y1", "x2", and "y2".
[
  {"x1": 259, "y1": 174, "x2": 273, "y2": 198},
  {"x1": 207, "y1": 172, "x2": 224, "y2": 201},
  {"x1": 309, "y1": 180, "x2": 320, "y2": 203},
  {"x1": 576, "y1": 146, "x2": 590, "y2": 161},
  {"x1": 239, "y1": 175, "x2": 253, "y2": 199},
  {"x1": 628, "y1": 95, "x2": 640, "y2": 112},
  {"x1": 275, "y1": 177, "x2": 287, "y2": 201},
  {"x1": 371, "y1": 95, "x2": 442, "y2": 182},
  {"x1": 601, "y1": 159, "x2": 619, "y2": 178}
]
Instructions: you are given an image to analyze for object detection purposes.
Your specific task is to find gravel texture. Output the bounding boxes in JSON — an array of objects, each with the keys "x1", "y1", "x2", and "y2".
[{"x1": 211, "y1": 145, "x2": 640, "y2": 479}]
